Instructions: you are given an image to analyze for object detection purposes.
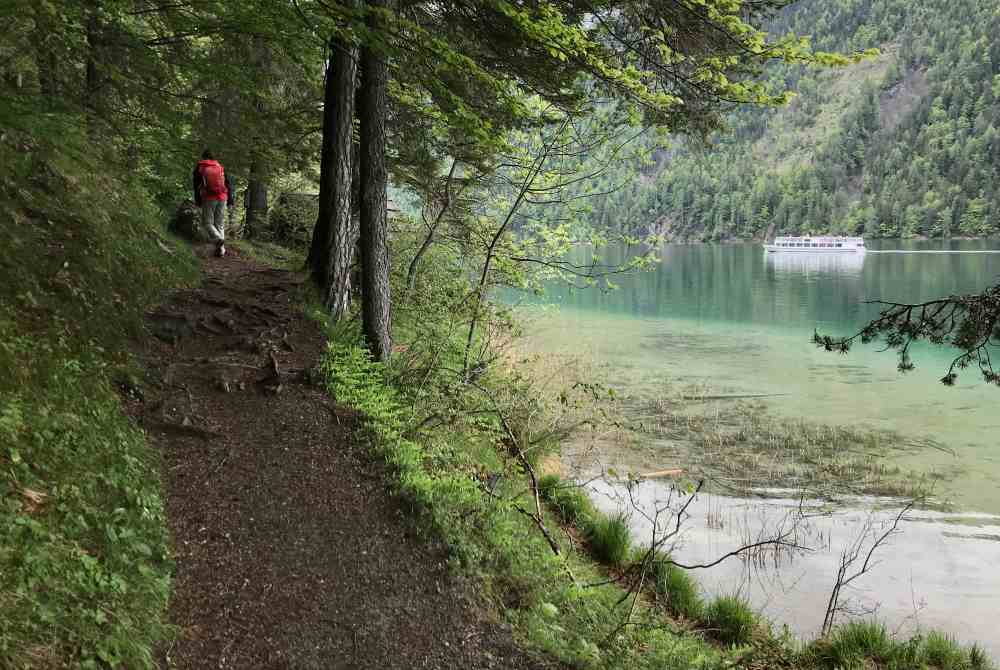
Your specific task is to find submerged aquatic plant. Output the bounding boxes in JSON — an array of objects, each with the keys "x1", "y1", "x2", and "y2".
[{"x1": 636, "y1": 389, "x2": 943, "y2": 501}]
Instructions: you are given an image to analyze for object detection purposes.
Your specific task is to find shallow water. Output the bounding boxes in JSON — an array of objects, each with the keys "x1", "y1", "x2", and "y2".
[
  {"x1": 585, "y1": 479, "x2": 1000, "y2": 657},
  {"x1": 520, "y1": 240, "x2": 1000, "y2": 654}
]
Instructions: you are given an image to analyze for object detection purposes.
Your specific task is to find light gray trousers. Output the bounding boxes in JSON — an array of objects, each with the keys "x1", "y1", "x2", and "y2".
[{"x1": 201, "y1": 200, "x2": 226, "y2": 242}]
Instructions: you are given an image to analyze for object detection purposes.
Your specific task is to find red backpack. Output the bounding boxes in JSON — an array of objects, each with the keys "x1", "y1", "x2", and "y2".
[{"x1": 199, "y1": 161, "x2": 226, "y2": 197}]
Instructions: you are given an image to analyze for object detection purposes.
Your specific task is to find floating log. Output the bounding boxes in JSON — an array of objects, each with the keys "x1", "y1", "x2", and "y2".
[{"x1": 640, "y1": 468, "x2": 684, "y2": 479}]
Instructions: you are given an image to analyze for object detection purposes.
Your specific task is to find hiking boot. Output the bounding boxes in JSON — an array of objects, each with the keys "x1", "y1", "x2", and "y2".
[{"x1": 215, "y1": 241, "x2": 226, "y2": 257}]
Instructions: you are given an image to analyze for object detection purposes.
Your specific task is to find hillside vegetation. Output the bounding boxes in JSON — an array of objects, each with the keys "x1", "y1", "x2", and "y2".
[
  {"x1": 572, "y1": 0, "x2": 1000, "y2": 240},
  {"x1": 0, "y1": 120, "x2": 197, "y2": 666}
]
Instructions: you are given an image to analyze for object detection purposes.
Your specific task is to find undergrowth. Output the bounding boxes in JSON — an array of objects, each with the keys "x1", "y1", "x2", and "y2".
[{"x1": 0, "y1": 126, "x2": 197, "y2": 667}]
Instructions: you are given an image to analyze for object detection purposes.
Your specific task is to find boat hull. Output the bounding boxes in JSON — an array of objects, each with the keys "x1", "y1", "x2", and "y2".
[{"x1": 764, "y1": 245, "x2": 865, "y2": 253}]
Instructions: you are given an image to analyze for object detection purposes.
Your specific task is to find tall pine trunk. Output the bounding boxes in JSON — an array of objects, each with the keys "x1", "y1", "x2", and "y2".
[
  {"x1": 309, "y1": 35, "x2": 358, "y2": 322},
  {"x1": 358, "y1": 0, "x2": 392, "y2": 360}
]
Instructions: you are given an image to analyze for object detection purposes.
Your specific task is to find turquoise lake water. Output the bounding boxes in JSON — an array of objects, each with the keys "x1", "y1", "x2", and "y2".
[{"x1": 519, "y1": 240, "x2": 1000, "y2": 654}]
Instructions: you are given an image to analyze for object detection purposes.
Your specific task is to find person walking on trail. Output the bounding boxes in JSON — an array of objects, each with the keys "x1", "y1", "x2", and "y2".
[{"x1": 193, "y1": 150, "x2": 235, "y2": 257}]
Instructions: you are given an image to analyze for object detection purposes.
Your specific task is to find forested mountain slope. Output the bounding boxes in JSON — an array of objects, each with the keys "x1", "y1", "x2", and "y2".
[{"x1": 580, "y1": 0, "x2": 1000, "y2": 240}]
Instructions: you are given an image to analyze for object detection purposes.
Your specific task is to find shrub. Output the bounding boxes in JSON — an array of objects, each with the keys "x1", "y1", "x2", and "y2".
[
  {"x1": 703, "y1": 595, "x2": 756, "y2": 646},
  {"x1": 267, "y1": 192, "x2": 317, "y2": 248}
]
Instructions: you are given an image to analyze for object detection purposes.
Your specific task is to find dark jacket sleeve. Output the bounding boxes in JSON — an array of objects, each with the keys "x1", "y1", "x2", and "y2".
[{"x1": 192, "y1": 166, "x2": 202, "y2": 206}]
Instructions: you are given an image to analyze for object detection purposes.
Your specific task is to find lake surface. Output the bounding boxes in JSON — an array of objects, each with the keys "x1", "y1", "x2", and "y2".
[{"x1": 519, "y1": 240, "x2": 1000, "y2": 655}]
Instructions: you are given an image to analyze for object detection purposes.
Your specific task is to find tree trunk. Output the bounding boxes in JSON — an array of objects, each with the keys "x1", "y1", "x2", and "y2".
[
  {"x1": 309, "y1": 35, "x2": 358, "y2": 323},
  {"x1": 358, "y1": 0, "x2": 393, "y2": 360},
  {"x1": 84, "y1": 2, "x2": 103, "y2": 128},
  {"x1": 244, "y1": 37, "x2": 271, "y2": 241},
  {"x1": 306, "y1": 41, "x2": 337, "y2": 281},
  {"x1": 244, "y1": 160, "x2": 268, "y2": 239}
]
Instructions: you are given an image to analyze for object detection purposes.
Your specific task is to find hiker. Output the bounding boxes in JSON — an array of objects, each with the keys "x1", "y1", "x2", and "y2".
[{"x1": 193, "y1": 150, "x2": 235, "y2": 257}]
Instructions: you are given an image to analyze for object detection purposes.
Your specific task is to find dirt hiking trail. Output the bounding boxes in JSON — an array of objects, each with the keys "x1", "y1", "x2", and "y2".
[{"x1": 129, "y1": 249, "x2": 558, "y2": 669}]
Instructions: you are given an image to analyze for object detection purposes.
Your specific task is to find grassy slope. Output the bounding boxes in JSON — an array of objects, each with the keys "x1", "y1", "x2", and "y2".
[{"x1": 0, "y1": 126, "x2": 197, "y2": 668}]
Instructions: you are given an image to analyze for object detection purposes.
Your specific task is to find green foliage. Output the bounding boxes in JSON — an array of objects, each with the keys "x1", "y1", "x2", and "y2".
[
  {"x1": 650, "y1": 558, "x2": 704, "y2": 621},
  {"x1": 970, "y1": 644, "x2": 995, "y2": 670},
  {"x1": 804, "y1": 622, "x2": 992, "y2": 670},
  {"x1": 537, "y1": 475, "x2": 595, "y2": 526},
  {"x1": 0, "y1": 128, "x2": 196, "y2": 666},
  {"x1": 923, "y1": 632, "x2": 975, "y2": 670},
  {"x1": 265, "y1": 193, "x2": 318, "y2": 249},
  {"x1": 584, "y1": 511, "x2": 633, "y2": 568},
  {"x1": 703, "y1": 595, "x2": 757, "y2": 647},
  {"x1": 555, "y1": 0, "x2": 1000, "y2": 241}
]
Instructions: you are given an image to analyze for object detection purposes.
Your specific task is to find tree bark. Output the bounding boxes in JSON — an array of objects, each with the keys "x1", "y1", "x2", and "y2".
[
  {"x1": 309, "y1": 35, "x2": 358, "y2": 323},
  {"x1": 358, "y1": 0, "x2": 393, "y2": 360},
  {"x1": 84, "y1": 1, "x2": 104, "y2": 128},
  {"x1": 244, "y1": 160, "x2": 268, "y2": 239}
]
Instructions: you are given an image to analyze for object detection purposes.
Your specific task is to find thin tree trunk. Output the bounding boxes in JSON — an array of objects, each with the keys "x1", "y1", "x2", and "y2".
[
  {"x1": 461, "y1": 117, "x2": 570, "y2": 377},
  {"x1": 406, "y1": 159, "x2": 459, "y2": 291},
  {"x1": 358, "y1": 0, "x2": 392, "y2": 360}
]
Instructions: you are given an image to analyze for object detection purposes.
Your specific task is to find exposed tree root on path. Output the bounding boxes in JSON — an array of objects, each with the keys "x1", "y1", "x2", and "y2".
[{"x1": 127, "y1": 248, "x2": 558, "y2": 669}]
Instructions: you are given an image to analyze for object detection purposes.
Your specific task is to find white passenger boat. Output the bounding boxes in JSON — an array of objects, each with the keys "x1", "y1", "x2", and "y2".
[{"x1": 764, "y1": 236, "x2": 866, "y2": 253}]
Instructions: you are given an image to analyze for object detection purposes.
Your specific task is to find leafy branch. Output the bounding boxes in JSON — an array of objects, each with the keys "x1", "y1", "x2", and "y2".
[{"x1": 813, "y1": 285, "x2": 1000, "y2": 386}]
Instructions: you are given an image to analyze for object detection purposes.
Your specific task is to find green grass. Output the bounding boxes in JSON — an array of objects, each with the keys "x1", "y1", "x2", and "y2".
[
  {"x1": 922, "y1": 632, "x2": 972, "y2": 670},
  {"x1": 804, "y1": 622, "x2": 993, "y2": 670},
  {"x1": 806, "y1": 622, "x2": 905, "y2": 669},
  {"x1": 584, "y1": 511, "x2": 633, "y2": 568},
  {"x1": 969, "y1": 644, "x2": 994, "y2": 670},
  {"x1": 538, "y1": 474, "x2": 595, "y2": 525},
  {"x1": 0, "y1": 125, "x2": 197, "y2": 668},
  {"x1": 650, "y1": 557, "x2": 704, "y2": 620},
  {"x1": 703, "y1": 595, "x2": 757, "y2": 647}
]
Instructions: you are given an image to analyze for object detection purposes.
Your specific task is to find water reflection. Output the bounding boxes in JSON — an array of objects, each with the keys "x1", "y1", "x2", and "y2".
[{"x1": 764, "y1": 250, "x2": 866, "y2": 276}]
